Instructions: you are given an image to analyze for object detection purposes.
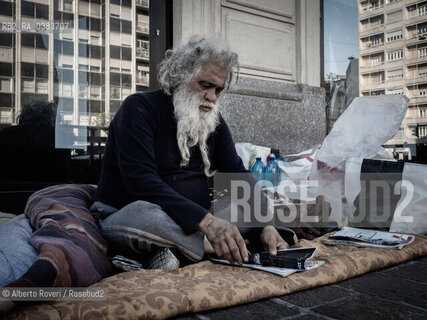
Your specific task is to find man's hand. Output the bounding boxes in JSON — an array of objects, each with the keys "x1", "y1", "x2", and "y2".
[
  {"x1": 198, "y1": 213, "x2": 248, "y2": 265},
  {"x1": 260, "y1": 226, "x2": 289, "y2": 256}
]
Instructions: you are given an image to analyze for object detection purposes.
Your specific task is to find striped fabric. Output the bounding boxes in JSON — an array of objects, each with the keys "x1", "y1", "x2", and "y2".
[{"x1": 8, "y1": 184, "x2": 113, "y2": 288}]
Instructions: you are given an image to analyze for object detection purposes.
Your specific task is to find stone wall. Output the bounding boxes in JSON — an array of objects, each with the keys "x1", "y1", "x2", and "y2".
[{"x1": 219, "y1": 77, "x2": 326, "y2": 154}]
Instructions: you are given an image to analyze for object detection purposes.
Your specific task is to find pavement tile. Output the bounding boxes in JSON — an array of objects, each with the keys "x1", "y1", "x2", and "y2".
[
  {"x1": 313, "y1": 295, "x2": 427, "y2": 320},
  {"x1": 285, "y1": 314, "x2": 327, "y2": 320},
  {"x1": 281, "y1": 285, "x2": 354, "y2": 308},
  {"x1": 417, "y1": 256, "x2": 427, "y2": 264},
  {"x1": 337, "y1": 272, "x2": 427, "y2": 309},
  {"x1": 192, "y1": 299, "x2": 301, "y2": 320},
  {"x1": 383, "y1": 261, "x2": 427, "y2": 283}
]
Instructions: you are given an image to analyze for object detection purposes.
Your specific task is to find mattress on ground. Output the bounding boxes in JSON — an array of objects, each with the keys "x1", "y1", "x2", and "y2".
[{"x1": 7, "y1": 232, "x2": 427, "y2": 320}]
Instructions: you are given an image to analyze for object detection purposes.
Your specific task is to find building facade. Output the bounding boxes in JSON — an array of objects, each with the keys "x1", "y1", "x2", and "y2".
[
  {"x1": 358, "y1": 0, "x2": 427, "y2": 160},
  {"x1": 0, "y1": 0, "x2": 325, "y2": 153},
  {"x1": 0, "y1": 0, "x2": 150, "y2": 135}
]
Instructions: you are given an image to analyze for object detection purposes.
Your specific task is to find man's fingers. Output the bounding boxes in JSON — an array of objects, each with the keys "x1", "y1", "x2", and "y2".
[
  {"x1": 225, "y1": 237, "x2": 242, "y2": 265},
  {"x1": 213, "y1": 243, "x2": 223, "y2": 259},
  {"x1": 220, "y1": 241, "x2": 233, "y2": 264},
  {"x1": 234, "y1": 232, "x2": 248, "y2": 262},
  {"x1": 265, "y1": 233, "x2": 278, "y2": 256},
  {"x1": 277, "y1": 239, "x2": 289, "y2": 250}
]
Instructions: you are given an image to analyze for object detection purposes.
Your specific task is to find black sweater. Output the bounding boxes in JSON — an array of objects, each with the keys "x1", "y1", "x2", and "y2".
[{"x1": 94, "y1": 89, "x2": 247, "y2": 233}]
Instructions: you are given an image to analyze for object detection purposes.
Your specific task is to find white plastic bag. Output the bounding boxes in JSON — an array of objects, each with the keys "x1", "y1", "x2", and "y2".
[
  {"x1": 312, "y1": 94, "x2": 409, "y2": 175},
  {"x1": 277, "y1": 145, "x2": 319, "y2": 180},
  {"x1": 311, "y1": 95, "x2": 410, "y2": 227},
  {"x1": 235, "y1": 142, "x2": 271, "y2": 170}
]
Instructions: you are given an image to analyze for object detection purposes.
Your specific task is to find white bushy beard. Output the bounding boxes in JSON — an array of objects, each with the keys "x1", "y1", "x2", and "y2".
[{"x1": 173, "y1": 84, "x2": 220, "y2": 177}]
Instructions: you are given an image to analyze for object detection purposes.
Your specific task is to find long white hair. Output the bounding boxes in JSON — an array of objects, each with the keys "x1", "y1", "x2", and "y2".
[{"x1": 157, "y1": 35, "x2": 239, "y2": 95}]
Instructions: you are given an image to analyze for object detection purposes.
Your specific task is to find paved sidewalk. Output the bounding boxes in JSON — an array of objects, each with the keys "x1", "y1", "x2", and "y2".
[{"x1": 173, "y1": 256, "x2": 427, "y2": 320}]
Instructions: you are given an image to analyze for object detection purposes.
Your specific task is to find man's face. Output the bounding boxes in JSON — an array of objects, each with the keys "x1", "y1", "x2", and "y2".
[{"x1": 188, "y1": 61, "x2": 227, "y2": 113}]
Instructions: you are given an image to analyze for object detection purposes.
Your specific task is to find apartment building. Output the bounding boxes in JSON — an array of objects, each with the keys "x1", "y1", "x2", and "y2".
[
  {"x1": 359, "y1": 0, "x2": 427, "y2": 160},
  {"x1": 0, "y1": 0, "x2": 150, "y2": 134}
]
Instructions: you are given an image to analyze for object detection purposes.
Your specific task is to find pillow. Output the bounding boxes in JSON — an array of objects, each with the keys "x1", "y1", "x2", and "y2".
[{"x1": 0, "y1": 218, "x2": 38, "y2": 286}]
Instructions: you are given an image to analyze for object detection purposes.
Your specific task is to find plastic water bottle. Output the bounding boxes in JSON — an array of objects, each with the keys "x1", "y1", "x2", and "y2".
[
  {"x1": 264, "y1": 157, "x2": 281, "y2": 187},
  {"x1": 251, "y1": 157, "x2": 265, "y2": 182}
]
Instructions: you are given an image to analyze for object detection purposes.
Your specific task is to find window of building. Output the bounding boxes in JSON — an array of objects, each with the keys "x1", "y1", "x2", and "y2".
[
  {"x1": 110, "y1": 18, "x2": 121, "y2": 32},
  {"x1": 386, "y1": 30, "x2": 402, "y2": 42},
  {"x1": 419, "y1": 3, "x2": 427, "y2": 16},
  {"x1": 22, "y1": 1, "x2": 48, "y2": 19},
  {"x1": 90, "y1": 86, "x2": 101, "y2": 99},
  {"x1": 91, "y1": 36, "x2": 100, "y2": 46},
  {"x1": 78, "y1": 43, "x2": 89, "y2": 58},
  {"x1": 36, "y1": 79, "x2": 48, "y2": 94},
  {"x1": 371, "y1": 35, "x2": 382, "y2": 47},
  {"x1": 419, "y1": 65, "x2": 427, "y2": 78},
  {"x1": 122, "y1": 47, "x2": 131, "y2": 61},
  {"x1": 419, "y1": 47, "x2": 427, "y2": 58},
  {"x1": 137, "y1": 67, "x2": 149, "y2": 86},
  {"x1": 21, "y1": 63, "x2": 34, "y2": 77},
  {"x1": 0, "y1": 63, "x2": 12, "y2": 77},
  {"x1": 21, "y1": 33, "x2": 49, "y2": 50},
  {"x1": 371, "y1": 56, "x2": 380, "y2": 66},
  {"x1": 0, "y1": 33, "x2": 13, "y2": 47},
  {"x1": 110, "y1": 86, "x2": 121, "y2": 99},
  {"x1": 122, "y1": 88, "x2": 131, "y2": 99},
  {"x1": 388, "y1": 87, "x2": 404, "y2": 95},
  {"x1": 36, "y1": 64, "x2": 49, "y2": 78},
  {"x1": 22, "y1": 78, "x2": 35, "y2": 93},
  {"x1": 63, "y1": 0, "x2": 73, "y2": 12},
  {"x1": 110, "y1": 45, "x2": 120, "y2": 59},
  {"x1": 387, "y1": 49, "x2": 403, "y2": 61},
  {"x1": 21, "y1": 1, "x2": 35, "y2": 18},
  {"x1": 419, "y1": 125, "x2": 427, "y2": 138},
  {"x1": 0, "y1": 1, "x2": 13, "y2": 16},
  {"x1": 387, "y1": 69, "x2": 403, "y2": 80},
  {"x1": 419, "y1": 24, "x2": 427, "y2": 36},
  {"x1": 110, "y1": 73, "x2": 121, "y2": 86},
  {"x1": 0, "y1": 78, "x2": 12, "y2": 92},
  {"x1": 79, "y1": 84, "x2": 88, "y2": 99}
]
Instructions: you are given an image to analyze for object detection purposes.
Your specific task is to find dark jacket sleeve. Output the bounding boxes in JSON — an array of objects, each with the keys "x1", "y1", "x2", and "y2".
[{"x1": 113, "y1": 95, "x2": 208, "y2": 234}]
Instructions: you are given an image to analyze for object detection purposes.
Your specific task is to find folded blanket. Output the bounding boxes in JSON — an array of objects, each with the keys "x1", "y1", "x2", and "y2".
[{"x1": 7, "y1": 184, "x2": 113, "y2": 288}]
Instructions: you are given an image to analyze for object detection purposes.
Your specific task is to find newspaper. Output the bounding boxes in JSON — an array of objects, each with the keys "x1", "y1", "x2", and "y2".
[
  {"x1": 210, "y1": 247, "x2": 324, "y2": 277},
  {"x1": 324, "y1": 227, "x2": 415, "y2": 250}
]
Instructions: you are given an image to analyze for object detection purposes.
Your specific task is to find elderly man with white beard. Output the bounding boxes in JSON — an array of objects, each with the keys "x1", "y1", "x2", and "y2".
[{"x1": 92, "y1": 36, "x2": 291, "y2": 269}]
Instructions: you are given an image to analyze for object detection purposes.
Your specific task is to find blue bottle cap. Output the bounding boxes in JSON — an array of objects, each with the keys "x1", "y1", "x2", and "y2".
[
  {"x1": 256, "y1": 157, "x2": 261, "y2": 160},
  {"x1": 270, "y1": 157, "x2": 275, "y2": 161}
]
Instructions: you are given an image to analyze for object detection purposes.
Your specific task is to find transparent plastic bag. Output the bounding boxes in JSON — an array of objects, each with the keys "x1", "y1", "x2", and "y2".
[{"x1": 312, "y1": 94, "x2": 409, "y2": 176}]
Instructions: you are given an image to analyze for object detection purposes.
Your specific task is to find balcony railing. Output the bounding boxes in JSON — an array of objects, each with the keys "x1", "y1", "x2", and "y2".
[
  {"x1": 360, "y1": 61, "x2": 385, "y2": 69},
  {"x1": 360, "y1": 24, "x2": 385, "y2": 36},
  {"x1": 136, "y1": 47, "x2": 149, "y2": 59},
  {"x1": 362, "y1": 4, "x2": 384, "y2": 12}
]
